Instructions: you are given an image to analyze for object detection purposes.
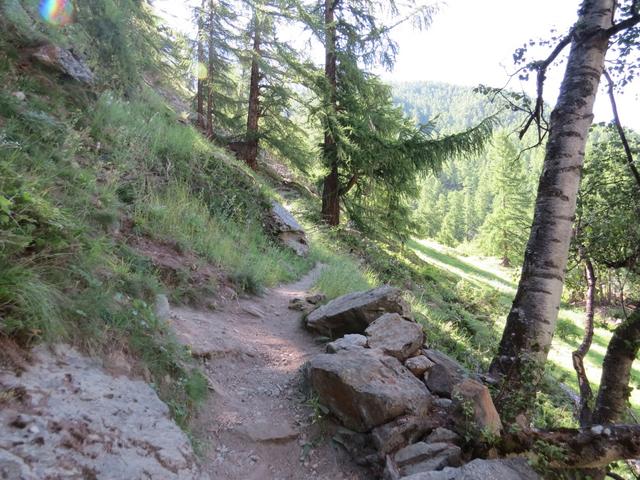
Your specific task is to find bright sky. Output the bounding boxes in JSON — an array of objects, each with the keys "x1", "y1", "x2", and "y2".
[{"x1": 154, "y1": 0, "x2": 640, "y2": 129}]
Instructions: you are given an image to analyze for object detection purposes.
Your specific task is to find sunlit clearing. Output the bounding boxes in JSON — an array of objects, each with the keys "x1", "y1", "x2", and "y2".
[{"x1": 39, "y1": 0, "x2": 74, "y2": 26}]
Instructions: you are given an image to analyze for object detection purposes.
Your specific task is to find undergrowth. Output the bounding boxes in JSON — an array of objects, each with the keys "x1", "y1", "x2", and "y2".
[{"x1": 0, "y1": 3, "x2": 309, "y2": 430}]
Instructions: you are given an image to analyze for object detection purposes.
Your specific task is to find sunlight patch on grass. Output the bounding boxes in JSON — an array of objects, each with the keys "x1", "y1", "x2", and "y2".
[
  {"x1": 410, "y1": 238, "x2": 516, "y2": 293},
  {"x1": 412, "y1": 237, "x2": 640, "y2": 412}
]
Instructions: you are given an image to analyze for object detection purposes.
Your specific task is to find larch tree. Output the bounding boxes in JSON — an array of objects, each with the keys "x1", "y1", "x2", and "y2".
[
  {"x1": 234, "y1": 0, "x2": 316, "y2": 170},
  {"x1": 476, "y1": 132, "x2": 533, "y2": 267},
  {"x1": 193, "y1": 0, "x2": 242, "y2": 137},
  {"x1": 307, "y1": 0, "x2": 495, "y2": 228},
  {"x1": 489, "y1": 0, "x2": 640, "y2": 419}
]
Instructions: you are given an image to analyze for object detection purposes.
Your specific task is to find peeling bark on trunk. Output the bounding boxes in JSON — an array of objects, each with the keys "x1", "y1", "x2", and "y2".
[
  {"x1": 489, "y1": 0, "x2": 615, "y2": 414},
  {"x1": 593, "y1": 308, "x2": 640, "y2": 424},
  {"x1": 573, "y1": 256, "x2": 596, "y2": 426},
  {"x1": 243, "y1": 13, "x2": 261, "y2": 170},
  {"x1": 321, "y1": 0, "x2": 340, "y2": 226}
]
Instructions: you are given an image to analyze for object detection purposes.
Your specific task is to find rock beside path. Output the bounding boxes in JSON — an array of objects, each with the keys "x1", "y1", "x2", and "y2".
[
  {"x1": 0, "y1": 345, "x2": 206, "y2": 480},
  {"x1": 305, "y1": 285, "x2": 411, "y2": 338},
  {"x1": 307, "y1": 348, "x2": 431, "y2": 432},
  {"x1": 423, "y1": 349, "x2": 469, "y2": 398},
  {"x1": 399, "y1": 458, "x2": 539, "y2": 479},
  {"x1": 366, "y1": 313, "x2": 423, "y2": 361},
  {"x1": 32, "y1": 44, "x2": 94, "y2": 84},
  {"x1": 267, "y1": 200, "x2": 309, "y2": 256}
]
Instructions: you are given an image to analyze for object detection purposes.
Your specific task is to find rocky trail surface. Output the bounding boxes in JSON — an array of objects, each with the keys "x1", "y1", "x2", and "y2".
[{"x1": 171, "y1": 265, "x2": 368, "y2": 480}]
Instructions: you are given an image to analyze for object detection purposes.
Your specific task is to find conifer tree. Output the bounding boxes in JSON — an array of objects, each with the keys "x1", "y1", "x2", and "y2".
[
  {"x1": 303, "y1": 0, "x2": 494, "y2": 229},
  {"x1": 235, "y1": 0, "x2": 315, "y2": 170},
  {"x1": 194, "y1": 0, "x2": 242, "y2": 136},
  {"x1": 476, "y1": 133, "x2": 533, "y2": 266}
]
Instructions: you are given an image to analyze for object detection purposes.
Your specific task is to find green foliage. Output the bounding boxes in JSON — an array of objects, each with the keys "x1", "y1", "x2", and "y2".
[
  {"x1": 476, "y1": 132, "x2": 534, "y2": 266},
  {"x1": 134, "y1": 183, "x2": 310, "y2": 294},
  {"x1": 311, "y1": 250, "x2": 377, "y2": 300},
  {"x1": 574, "y1": 124, "x2": 640, "y2": 274},
  {"x1": 0, "y1": 5, "x2": 316, "y2": 432}
]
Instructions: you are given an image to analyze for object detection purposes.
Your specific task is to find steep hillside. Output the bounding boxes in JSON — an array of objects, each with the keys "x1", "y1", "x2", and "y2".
[{"x1": 0, "y1": 1, "x2": 311, "y2": 428}]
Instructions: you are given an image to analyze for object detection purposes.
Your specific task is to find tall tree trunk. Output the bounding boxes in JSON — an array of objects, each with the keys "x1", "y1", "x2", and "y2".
[
  {"x1": 573, "y1": 255, "x2": 596, "y2": 426},
  {"x1": 206, "y1": 0, "x2": 215, "y2": 139},
  {"x1": 593, "y1": 308, "x2": 640, "y2": 424},
  {"x1": 489, "y1": 0, "x2": 615, "y2": 417},
  {"x1": 321, "y1": 0, "x2": 340, "y2": 226},
  {"x1": 243, "y1": 11, "x2": 261, "y2": 170},
  {"x1": 196, "y1": 0, "x2": 206, "y2": 130}
]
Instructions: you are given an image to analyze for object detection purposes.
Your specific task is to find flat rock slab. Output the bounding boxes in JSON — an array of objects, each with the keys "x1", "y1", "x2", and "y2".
[
  {"x1": 372, "y1": 415, "x2": 435, "y2": 456},
  {"x1": 405, "y1": 355, "x2": 435, "y2": 377},
  {"x1": 396, "y1": 443, "x2": 462, "y2": 477},
  {"x1": 307, "y1": 348, "x2": 431, "y2": 432},
  {"x1": 242, "y1": 420, "x2": 298, "y2": 443},
  {"x1": 32, "y1": 44, "x2": 94, "y2": 84},
  {"x1": 0, "y1": 345, "x2": 205, "y2": 480},
  {"x1": 306, "y1": 285, "x2": 411, "y2": 338},
  {"x1": 366, "y1": 313, "x2": 423, "y2": 361},
  {"x1": 326, "y1": 334, "x2": 368, "y2": 353},
  {"x1": 400, "y1": 458, "x2": 539, "y2": 479}
]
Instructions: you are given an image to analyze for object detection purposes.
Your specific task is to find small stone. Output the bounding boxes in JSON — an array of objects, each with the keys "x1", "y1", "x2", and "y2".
[
  {"x1": 326, "y1": 334, "x2": 367, "y2": 353},
  {"x1": 423, "y1": 350, "x2": 468, "y2": 398},
  {"x1": 433, "y1": 398, "x2": 453, "y2": 409},
  {"x1": 425, "y1": 428, "x2": 460, "y2": 445},
  {"x1": 404, "y1": 356, "x2": 435, "y2": 377},
  {"x1": 154, "y1": 294, "x2": 171, "y2": 321},
  {"x1": 395, "y1": 442, "x2": 449, "y2": 468}
]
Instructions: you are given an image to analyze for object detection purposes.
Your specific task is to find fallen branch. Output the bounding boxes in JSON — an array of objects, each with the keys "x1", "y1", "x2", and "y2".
[{"x1": 505, "y1": 424, "x2": 640, "y2": 469}]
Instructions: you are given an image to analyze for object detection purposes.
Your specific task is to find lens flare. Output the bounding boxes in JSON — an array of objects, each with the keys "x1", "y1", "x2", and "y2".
[{"x1": 39, "y1": 0, "x2": 74, "y2": 26}]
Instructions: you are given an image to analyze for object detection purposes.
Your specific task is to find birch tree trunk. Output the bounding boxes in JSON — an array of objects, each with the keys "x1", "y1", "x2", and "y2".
[
  {"x1": 489, "y1": 0, "x2": 615, "y2": 415},
  {"x1": 321, "y1": 0, "x2": 341, "y2": 226}
]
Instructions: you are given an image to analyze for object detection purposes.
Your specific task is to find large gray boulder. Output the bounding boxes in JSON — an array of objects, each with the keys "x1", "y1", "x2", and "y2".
[
  {"x1": 0, "y1": 345, "x2": 206, "y2": 480},
  {"x1": 366, "y1": 313, "x2": 424, "y2": 361},
  {"x1": 267, "y1": 200, "x2": 309, "y2": 256},
  {"x1": 305, "y1": 285, "x2": 411, "y2": 338},
  {"x1": 32, "y1": 45, "x2": 94, "y2": 84},
  {"x1": 399, "y1": 458, "x2": 539, "y2": 480},
  {"x1": 423, "y1": 349, "x2": 469, "y2": 398},
  {"x1": 307, "y1": 348, "x2": 431, "y2": 432}
]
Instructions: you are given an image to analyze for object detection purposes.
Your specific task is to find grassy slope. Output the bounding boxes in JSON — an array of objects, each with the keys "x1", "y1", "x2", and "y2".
[
  {"x1": 410, "y1": 238, "x2": 640, "y2": 417},
  {"x1": 0, "y1": 5, "x2": 311, "y2": 429}
]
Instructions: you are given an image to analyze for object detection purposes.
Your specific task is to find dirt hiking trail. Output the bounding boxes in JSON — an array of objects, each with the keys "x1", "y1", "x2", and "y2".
[{"x1": 171, "y1": 265, "x2": 368, "y2": 480}]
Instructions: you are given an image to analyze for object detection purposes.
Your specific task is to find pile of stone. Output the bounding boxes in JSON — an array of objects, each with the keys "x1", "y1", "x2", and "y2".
[{"x1": 303, "y1": 286, "x2": 538, "y2": 480}]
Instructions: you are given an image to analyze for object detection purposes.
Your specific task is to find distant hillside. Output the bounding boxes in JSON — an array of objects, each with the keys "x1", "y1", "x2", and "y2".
[{"x1": 390, "y1": 81, "x2": 523, "y2": 132}]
